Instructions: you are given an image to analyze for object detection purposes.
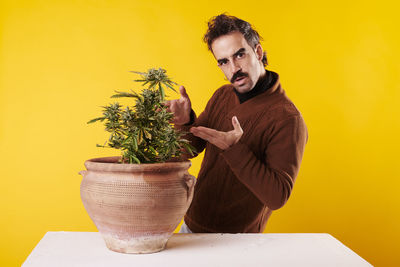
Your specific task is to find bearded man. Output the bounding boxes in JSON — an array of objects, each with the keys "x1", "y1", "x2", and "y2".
[{"x1": 166, "y1": 14, "x2": 308, "y2": 233}]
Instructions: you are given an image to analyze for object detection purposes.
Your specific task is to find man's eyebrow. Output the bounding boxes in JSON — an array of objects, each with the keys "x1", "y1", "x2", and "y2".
[
  {"x1": 217, "y1": 48, "x2": 246, "y2": 64},
  {"x1": 217, "y1": 57, "x2": 228, "y2": 64},
  {"x1": 233, "y1": 48, "x2": 246, "y2": 57}
]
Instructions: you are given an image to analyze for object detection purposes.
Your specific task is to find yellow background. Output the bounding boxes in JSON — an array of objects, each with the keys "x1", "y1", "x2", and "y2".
[{"x1": 1, "y1": 0, "x2": 399, "y2": 266}]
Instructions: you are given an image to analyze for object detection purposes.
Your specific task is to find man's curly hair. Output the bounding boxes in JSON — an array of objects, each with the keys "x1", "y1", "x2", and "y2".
[{"x1": 203, "y1": 13, "x2": 268, "y2": 66}]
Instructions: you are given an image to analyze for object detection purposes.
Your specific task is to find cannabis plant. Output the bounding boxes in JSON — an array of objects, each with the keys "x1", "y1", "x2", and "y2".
[{"x1": 87, "y1": 68, "x2": 195, "y2": 164}]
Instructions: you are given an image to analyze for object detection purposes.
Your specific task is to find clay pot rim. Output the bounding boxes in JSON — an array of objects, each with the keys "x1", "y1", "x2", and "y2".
[{"x1": 84, "y1": 156, "x2": 191, "y2": 173}]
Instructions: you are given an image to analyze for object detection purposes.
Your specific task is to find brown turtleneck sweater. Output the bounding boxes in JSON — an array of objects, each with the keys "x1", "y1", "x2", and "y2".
[{"x1": 176, "y1": 71, "x2": 308, "y2": 233}]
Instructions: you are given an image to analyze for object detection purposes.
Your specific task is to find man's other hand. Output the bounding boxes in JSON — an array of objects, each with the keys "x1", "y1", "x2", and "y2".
[
  {"x1": 190, "y1": 116, "x2": 243, "y2": 150},
  {"x1": 164, "y1": 85, "x2": 192, "y2": 125}
]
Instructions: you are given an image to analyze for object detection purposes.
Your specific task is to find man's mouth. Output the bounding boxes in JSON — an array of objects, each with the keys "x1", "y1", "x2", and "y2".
[
  {"x1": 234, "y1": 76, "x2": 247, "y2": 85},
  {"x1": 231, "y1": 71, "x2": 248, "y2": 84}
]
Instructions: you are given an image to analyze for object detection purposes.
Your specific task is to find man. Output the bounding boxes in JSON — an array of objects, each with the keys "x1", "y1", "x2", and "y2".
[{"x1": 165, "y1": 14, "x2": 308, "y2": 233}]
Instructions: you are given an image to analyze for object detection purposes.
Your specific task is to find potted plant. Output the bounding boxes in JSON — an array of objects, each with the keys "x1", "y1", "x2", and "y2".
[{"x1": 79, "y1": 68, "x2": 196, "y2": 254}]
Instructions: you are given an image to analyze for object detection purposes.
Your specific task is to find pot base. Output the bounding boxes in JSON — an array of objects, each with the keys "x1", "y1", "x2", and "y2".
[{"x1": 102, "y1": 233, "x2": 171, "y2": 254}]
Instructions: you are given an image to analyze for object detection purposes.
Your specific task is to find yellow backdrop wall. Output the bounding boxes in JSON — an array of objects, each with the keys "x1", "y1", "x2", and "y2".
[{"x1": 1, "y1": 0, "x2": 399, "y2": 266}]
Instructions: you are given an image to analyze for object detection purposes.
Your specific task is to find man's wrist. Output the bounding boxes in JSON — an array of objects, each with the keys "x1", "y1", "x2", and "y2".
[{"x1": 183, "y1": 109, "x2": 195, "y2": 126}]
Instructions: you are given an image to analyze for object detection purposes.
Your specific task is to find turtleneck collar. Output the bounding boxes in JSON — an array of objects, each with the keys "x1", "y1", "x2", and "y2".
[{"x1": 234, "y1": 70, "x2": 276, "y2": 104}]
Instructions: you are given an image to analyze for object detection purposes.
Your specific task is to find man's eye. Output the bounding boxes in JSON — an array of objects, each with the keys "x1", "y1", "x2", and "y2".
[
  {"x1": 219, "y1": 61, "x2": 227, "y2": 66},
  {"x1": 236, "y1": 52, "x2": 244, "y2": 58}
]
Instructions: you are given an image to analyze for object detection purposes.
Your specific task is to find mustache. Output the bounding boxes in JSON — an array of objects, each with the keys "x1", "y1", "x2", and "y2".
[{"x1": 230, "y1": 71, "x2": 248, "y2": 83}]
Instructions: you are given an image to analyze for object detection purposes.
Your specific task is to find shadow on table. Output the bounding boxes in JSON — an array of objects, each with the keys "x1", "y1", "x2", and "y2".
[{"x1": 166, "y1": 234, "x2": 249, "y2": 251}]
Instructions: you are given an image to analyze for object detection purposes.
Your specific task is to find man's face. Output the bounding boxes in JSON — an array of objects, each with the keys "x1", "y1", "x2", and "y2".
[{"x1": 211, "y1": 31, "x2": 264, "y2": 93}]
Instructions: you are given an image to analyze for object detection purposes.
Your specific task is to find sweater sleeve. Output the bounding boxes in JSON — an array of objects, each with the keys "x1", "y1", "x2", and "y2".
[
  {"x1": 175, "y1": 110, "x2": 206, "y2": 158},
  {"x1": 175, "y1": 89, "x2": 222, "y2": 158},
  {"x1": 220, "y1": 115, "x2": 308, "y2": 210}
]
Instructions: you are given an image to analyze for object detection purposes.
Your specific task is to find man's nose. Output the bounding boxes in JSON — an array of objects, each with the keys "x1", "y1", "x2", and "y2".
[{"x1": 229, "y1": 60, "x2": 241, "y2": 73}]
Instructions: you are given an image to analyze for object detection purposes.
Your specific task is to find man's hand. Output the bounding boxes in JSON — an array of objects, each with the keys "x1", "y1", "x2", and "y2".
[
  {"x1": 190, "y1": 116, "x2": 243, "y2": 150},
  {"x1": 164, "y1": 85, "x2": 192, "y2": 125}
]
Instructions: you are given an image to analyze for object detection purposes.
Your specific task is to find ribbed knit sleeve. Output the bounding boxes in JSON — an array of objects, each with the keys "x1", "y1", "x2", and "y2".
[
  {"x1": 221, "y1": 115, "x2": 308, "y2": 210},
  {"x1": 175, "y1": 89, "x2": 223, "y2": 158},
  {"x1": 174, "y1": 110, "x2": 206, "y2": 158}
]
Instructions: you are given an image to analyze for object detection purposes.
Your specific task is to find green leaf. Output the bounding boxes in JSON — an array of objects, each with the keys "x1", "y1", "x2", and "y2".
[
  {"x1": 132, "y1": 155, "x2": 141, "y2": 164},
  {"x1": 168, "y1": 80, "x2": 178, "y2": 85},
  {"x1": 137, "y1": 150, "x2": 150, "y2": 162},
  {"x1": 87, "y1": 117, "x2": 105, "y2": 124},
  {"x1": 163, "y1": 81, "x2": 177, "y2": 93},
  {"x1": 182, "y1": 142, "x2": 194, "y2": 156},
  {"x1": 148, "y1": 146, "x2": 157, "y2": 155},
  {"x1": 158, "y1": 83, "x2": 165, "y2": 101},
  {"x1": 148, "y1": 80, "x2": 157, "y2": 89},
  {"x1": 129, "y1": 71, "x2": 146, "y2": 75},
  {"x1": 133, "y1": 136, "x2": 138, "y2": 151},
  {"x1": 143, "y1": 129, "x2": 152, "y2": 139},
  {"x1": 138, "y1": 130, "x2": 143, "y2": 144},
  {"x1": 111, "y1": 90, "x2": 138, "y2": 98}
]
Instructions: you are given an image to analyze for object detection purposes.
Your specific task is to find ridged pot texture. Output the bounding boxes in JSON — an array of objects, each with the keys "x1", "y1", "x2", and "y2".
[{"x1": 79, "y1": 156, "x2": 196, "y2": 254}]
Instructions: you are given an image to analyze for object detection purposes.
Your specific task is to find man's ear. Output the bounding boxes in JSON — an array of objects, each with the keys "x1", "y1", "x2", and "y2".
[{"x1": 255, "y1": 44, "x2": 263, "y2": 61}]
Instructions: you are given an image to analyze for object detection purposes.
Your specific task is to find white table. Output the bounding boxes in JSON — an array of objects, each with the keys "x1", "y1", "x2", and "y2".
[{"x1": 22, "y1": 232, "x2": 372, "y2": 267}]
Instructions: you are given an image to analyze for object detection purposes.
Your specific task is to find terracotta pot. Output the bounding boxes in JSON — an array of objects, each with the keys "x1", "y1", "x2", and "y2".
[{"x1": 79, "y1": 156, "x2": 196, "y2": 254}]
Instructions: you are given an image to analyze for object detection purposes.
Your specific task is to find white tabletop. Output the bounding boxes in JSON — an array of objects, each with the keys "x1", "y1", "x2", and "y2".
[{"x1": 22, "y1": 232, "x2": 372, "y2": 267}]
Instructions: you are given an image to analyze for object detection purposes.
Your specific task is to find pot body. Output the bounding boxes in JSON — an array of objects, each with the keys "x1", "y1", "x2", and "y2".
[{"x1": 79, "y1": 156, "x2": 195, "y2": 254}]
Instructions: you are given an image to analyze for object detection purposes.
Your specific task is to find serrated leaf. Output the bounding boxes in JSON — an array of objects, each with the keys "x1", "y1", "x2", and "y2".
[
  {"x1": 132, "y1": 155, "x2": 140, "y2": 164},
  {"x1": 168, "y1": 80, "x2": 178, "y2": 85},
  {"x1": 129, "y1": 71, "x2": 146, "y2": 75},
  {"x1": 159, "y1": 83, "x2": 165, "y2": 100},
  {"x1": 148, "y1": 146, "x2": 157, "y2": 155},
  {"x1": 163, "y1": 81, "x2": 177, "y2": 93},
  {"x1": 87, "y1": 117, "x2": 105, "y2": 124},
  {"x1": 138, "y1": 130, "x2": 143, "y2": 144},
  {"x1": 132, "y1": 136, "x2": 138, "y2": 151},
  {"x1": 137, "y1": 149, "x2": 150, "y2": 161},
  {"x1": 148, "y1": 80, "x2": 157, "y2": 89},
  {"x1": 182, "y1": 142, "x2": 194, "y2": 156},
  {"x1": 143, "y1": 129, "x2": 152, "y2": 139},
  {"x1": 111, "y1": 90, "x2": 138, "y2": 98}
]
